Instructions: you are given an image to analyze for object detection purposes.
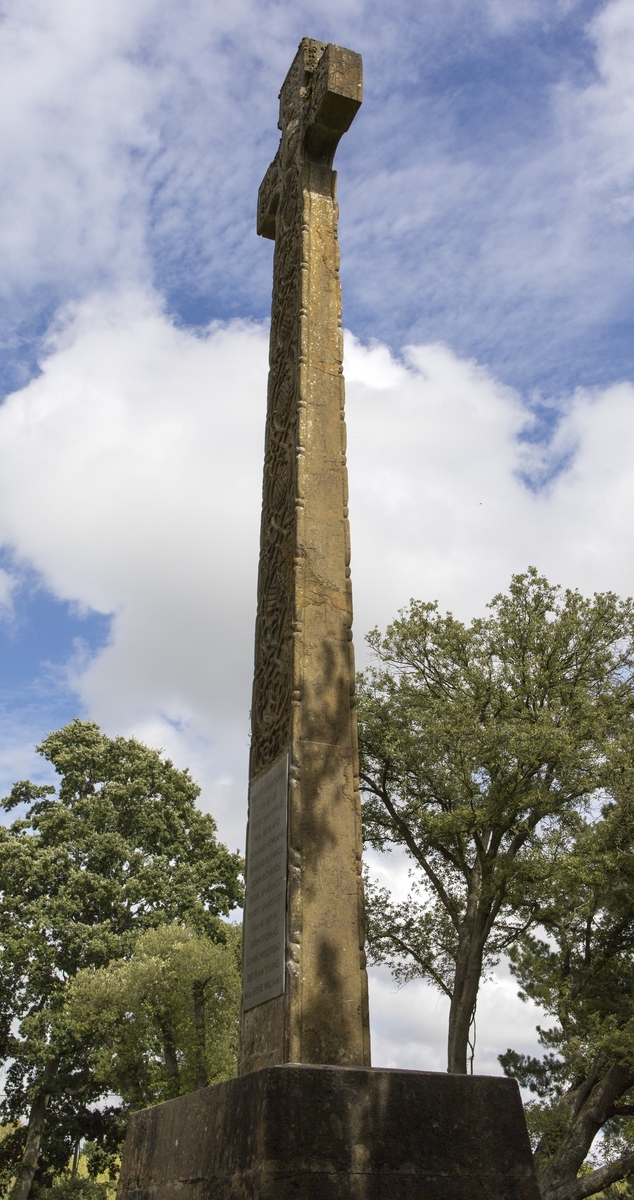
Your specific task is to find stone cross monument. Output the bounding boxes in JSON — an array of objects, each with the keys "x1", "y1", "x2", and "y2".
[
  {"x1": 239, "y1": 36, "x2": 370, "y2": 1075},
  {"x1": 116, "y1": 40, "x2": 541, "y2": 1198}
]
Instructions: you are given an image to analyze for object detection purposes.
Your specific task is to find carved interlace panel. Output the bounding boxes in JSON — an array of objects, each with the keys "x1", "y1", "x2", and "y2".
[
  {"x1": 250, "y1": 39, "x2": 362, "y2": 779},
  {"x1": 250, "y1": 170, "x2": 302, "y2": 776}
]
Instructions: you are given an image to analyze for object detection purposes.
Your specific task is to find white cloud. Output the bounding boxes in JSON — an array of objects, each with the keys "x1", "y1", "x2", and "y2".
[
  {"x1": 348, "y1": 334, "x2": 634, "y2": 634},
  {"x1": 342, "y1": 0, "x2": 634, "y2": 380},
  {"x1": 370, "y1": 959, "x2": 548, "y2": 1078},
  {"x1": 559, "y1": 0, "x2": 634, "y2": 214},
  {"x1": 3, "y1": 295, "x2": 634, "y2": 829},
  {"x1": 2, "y1": 292, "x2": 634, "y2": 1070},
  {"x1": 0, "y1": 0, "x2": 315, "y2": 301},
  {"x1": 0, "y1": 0, "x2": 157, "y2": 295},
  {"x1": 0, "y1": 570, "x2": 16, "y2": 617},
  {"x1": 346, "y1": 335, "x2": 534, "y2": 631},
  {"x1": 483, "y1": 0, "x2": 580, "y2": 35},
  {"x1": 0, "y1": 290, "x2": 267, "y2": 845},
  {"x1": 365, "y1": 849, "x2": 552, "y2": 1076},
  {"x1": 510, "y1": 0, "x2": 634, "y2": 281},
  {"x1": 2, "y1": 0, "x2": 632, "y2": 390}
]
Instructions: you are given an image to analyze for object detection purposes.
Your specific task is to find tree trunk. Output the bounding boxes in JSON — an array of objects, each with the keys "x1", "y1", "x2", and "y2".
[
  {"x1": 193, "y1": 981, "x2": 207, "y2": 1090},
  {"x1": 158, "y1": 1020, "x2": 180, "y2": 1097},
  {"x1": 539, "y1": 1062, "x2": 634, "y2": 1200},
  {"x1": 544, "y1": 1149, "x2": 634, "y2": 1200},
  {"x1": 532, "y1": 1062, "x2": 602, "y2": 1175},
  {"x1": 447, "y1": 921, "x2": 487, "y2": 1074},
  {"x1": 13, "y1": 1057, "x2": 59, "y2": 1200},
  {"x1": 533, "y1": 1060, "x2": 602, "y2": 1171},
  {"x1": 103, "y1": 1034, "x2": 144, "y2": 1108}
]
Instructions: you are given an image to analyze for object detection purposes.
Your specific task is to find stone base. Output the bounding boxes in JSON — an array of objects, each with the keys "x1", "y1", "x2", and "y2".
[{"x1": 117, "y1": 1064, "x2": 540, "y2": 1200}]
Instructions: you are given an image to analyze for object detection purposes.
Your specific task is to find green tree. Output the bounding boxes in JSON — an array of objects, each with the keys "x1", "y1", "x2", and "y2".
[
  {"x1": 357, "y1": 569, "x2": 634, "y2": 1073},
  {"x1": 64, "y1": 923, "x2": 241, "y2": 1110},
  {"x1": 501, "y1": 748, "x2": 634, "y2": 1200},
  {"x1": 0, "y1": 720, "x2": 243, "y2": 1200}
]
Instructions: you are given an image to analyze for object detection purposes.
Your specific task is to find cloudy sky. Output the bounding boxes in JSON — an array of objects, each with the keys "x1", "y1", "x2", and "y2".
[{"x1": 0, "y1": 0, "x2": 633, "y2": 1075}]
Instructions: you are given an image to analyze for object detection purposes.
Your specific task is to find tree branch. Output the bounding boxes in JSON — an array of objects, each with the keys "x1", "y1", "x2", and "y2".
[
  {"x1": 373, "y1": 931, "x2": 453, "y2": 999},
  {"x1": 361, "y1": 777, "x2": 463, "y2": 929},
  {"x1": 546, "y1": 1149, "x2": 634, "y2": 1200}
]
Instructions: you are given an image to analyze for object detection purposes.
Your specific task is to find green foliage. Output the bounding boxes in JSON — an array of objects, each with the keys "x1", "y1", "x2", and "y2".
[
  {"x1": 500, "y1": 784, "x2": 634, "y2": 1198},
  {"x1": 0, "y1": 720, "x2": 244, "y2": 1195},
  {"x1": 358, "y1": 569, "x2": 634, "y2": 1073},
  {"x1": 33, "y1": 1179, "x2": 114, "y2": 1200},
  {"x1": 64, "y1": 923, "x2": 242, "y2": 1108}
]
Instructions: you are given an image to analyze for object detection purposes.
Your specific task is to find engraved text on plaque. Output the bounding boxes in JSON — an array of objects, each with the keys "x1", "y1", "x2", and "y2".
[{"x1": 242, "y1": 754, "x2": 288, "y2": 1010}]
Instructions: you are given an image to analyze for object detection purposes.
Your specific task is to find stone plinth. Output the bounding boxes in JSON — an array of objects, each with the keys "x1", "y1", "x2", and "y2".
[{"x1": 116, "y1": 1065, "x2": 540, "y2": 1200}]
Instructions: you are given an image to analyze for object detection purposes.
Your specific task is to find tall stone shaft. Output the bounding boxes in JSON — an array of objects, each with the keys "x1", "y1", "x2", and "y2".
[{"x1": 239, "y1": 39, "x2": 370, "y2": 1075}]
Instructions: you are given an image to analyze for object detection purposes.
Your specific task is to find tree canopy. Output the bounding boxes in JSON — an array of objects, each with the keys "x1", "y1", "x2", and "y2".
[
  {"x1": 0, "y1": 720, "x2": 244, "y2": 1200},
  {"x1": 357, "y1": 569, "x2": 634, "y2": 1074},
  {"x1": 65, "y1": 923, "x2": 241, "y2": 1114},
  {"x1": 500, "y1": 743, "x2": 634, "y2": 1200}
]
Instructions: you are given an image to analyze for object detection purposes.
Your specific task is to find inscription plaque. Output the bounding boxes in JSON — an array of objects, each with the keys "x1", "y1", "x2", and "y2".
[{"x1": 242, "y1": 754, "x2": 288, "y2": 1011}]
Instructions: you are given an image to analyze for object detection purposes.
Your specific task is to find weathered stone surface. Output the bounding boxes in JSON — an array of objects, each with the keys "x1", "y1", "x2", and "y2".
[
  {"x1": 117, "y1": 1064, "x2": 541, "y2": 1200},
  {"x1": 240, "y1": 39, "x2": 369, "y2": 1074},
  {"x1": 117, "y1": 40, "x2": 541, "y2": 1200}
]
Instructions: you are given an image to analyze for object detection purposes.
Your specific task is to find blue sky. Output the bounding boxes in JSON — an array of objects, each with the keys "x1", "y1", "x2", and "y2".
[
  {"x1": 1, "y1": 0, "x2": 634, "y2": 1071},
  {"x1": 1, "y1": 0, "x2": 631, "y2": 397}
]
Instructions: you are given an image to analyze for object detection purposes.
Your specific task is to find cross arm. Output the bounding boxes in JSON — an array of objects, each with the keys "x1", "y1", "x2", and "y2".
[
  {"x1": 304, "y1": 44, "x2": 363, "y2": 167},
  {"x1": 257, "y1": 156, "x2": 281, "y2": 240},
  {"x1": 257, "y1": 40, "x2": 363, "y2": 240}
]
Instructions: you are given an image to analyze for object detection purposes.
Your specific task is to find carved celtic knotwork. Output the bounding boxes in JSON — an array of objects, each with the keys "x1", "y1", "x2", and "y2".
[
  {"x1": 250, "y1": 163, "x2": 302, "y2": 775},
  {"x1": 250, "y1": 39, "x2": 362, "y2": 778},
  {"x1": 242, "y1": 37, "x2": 370, "y2": 1076}
]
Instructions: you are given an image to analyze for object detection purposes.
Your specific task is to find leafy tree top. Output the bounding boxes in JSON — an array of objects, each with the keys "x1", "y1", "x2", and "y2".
[
  {"x1": 0, "y1": 719, "x2": 244, "y2": 994},
  {"x1": 357, "y1": 568, "x2": 634, "y2": 1074},
  {"x1": 360, "y1": 568, "x2": 634, "y2": 909},
  {"x1": 0, "y1": 720, "x2": 244, "y2": 1197},
  {"x1": 499, "y1": 782, "x2": 634, "y2": 1200}
]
